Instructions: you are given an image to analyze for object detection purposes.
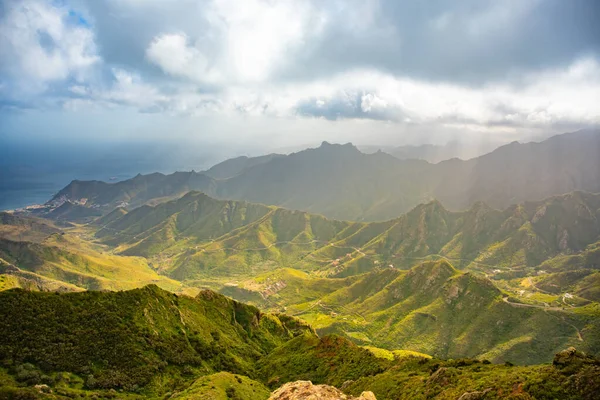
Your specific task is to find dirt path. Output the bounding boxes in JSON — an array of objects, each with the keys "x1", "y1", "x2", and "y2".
[{"x1": 502, "y1": 296, "x2": 566, "y2": 311}]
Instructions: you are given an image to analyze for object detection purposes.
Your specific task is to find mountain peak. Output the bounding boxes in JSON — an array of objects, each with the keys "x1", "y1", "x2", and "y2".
[{"x1": 315, "y1": 141, "x2": 360, "y2": 155}]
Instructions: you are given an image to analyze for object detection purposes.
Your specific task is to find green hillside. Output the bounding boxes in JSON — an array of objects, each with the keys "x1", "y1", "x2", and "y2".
[
  {"x1": 0, "y1": 236, "x2": 181, "y2": 292},
  {"x1": 93, "y1": 190, "x2": 600, "y2": 285},
  {"x1": 233, "y1": 261, "x2": 600, "y2": 365},
  {"x1": 0, "y1": 286, "x2": 314, "y2": 396},
  {"x1": 0, "y1": 286, "x2": 598, "y2": 400},
  {"x1": 4, "y1": 191, "x2": 600, "y2": 365}
]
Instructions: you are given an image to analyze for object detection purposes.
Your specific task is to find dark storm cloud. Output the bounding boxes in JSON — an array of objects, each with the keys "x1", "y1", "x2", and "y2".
[{"x1": 278, "y1": 0, "x2": 600, "y2": 85}]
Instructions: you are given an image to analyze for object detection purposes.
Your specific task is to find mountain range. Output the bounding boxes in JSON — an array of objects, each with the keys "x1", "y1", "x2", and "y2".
[
  {"x1": 91, "y1": 190, "x2": 600, "y2": 286},
  {"x1": 358, "y1": 140, "x2": 499, "y2": 164},
  {"x1": 1, "y1": 129, "x2": 600, "y2": 399},
  {"x1": 3, "y1": 189, "x2": 600, "y2": 365},
  {"x1": 46, "y1": 129, "x2": 600, "y2": 221}
]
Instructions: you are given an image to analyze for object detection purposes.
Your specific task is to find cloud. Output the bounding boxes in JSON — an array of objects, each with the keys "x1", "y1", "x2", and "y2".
[
  {"x1": 290, "y1": 57, "x2": 600, "y2": 129},
  {"x1": 0, "y1": 0, "x2": 99, "y2": 98},
  {"x1": 1, "y1": 0, "x2": 599, "y2": 145},
  {"x1": 63, "y1": 68, "x2": 167, "y2": 111},
  {"x1": 296, "y1": 91, "x2": 394, "y2": 121},
  {"x1": 146, "y1": 33, "x2": 210, "y2": 83},
  {"x1": 145, "y1": 0, "x2": 324, "y2": 85}
]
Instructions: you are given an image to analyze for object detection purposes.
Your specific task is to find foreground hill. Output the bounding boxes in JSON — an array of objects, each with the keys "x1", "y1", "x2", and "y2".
[
  {"x1": 0, "y1": 285, "x2": 314, "y2": 397},
  {"x1": 46, "y1": 129, "x2": 600, "y2": 221},
  {"x1": 0, "y1": 286, "x2": 599, "y2": 399}
]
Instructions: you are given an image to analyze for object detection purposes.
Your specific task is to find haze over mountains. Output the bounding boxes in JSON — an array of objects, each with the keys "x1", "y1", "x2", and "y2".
[
  {"x1": 49, "y1": 129, "x2": 600, "y2": 222},
  {"x1": 358, "y1": 140, "x2": 500, "y2": 164}
]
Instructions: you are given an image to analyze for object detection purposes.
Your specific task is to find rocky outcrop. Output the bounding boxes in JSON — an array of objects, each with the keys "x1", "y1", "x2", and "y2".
[
  {"x1": 269, "y1": 381, "x2": 376, "y2": 400},
  {"x1": 457, "y1": 388, "x2": 492, "y2": 400},
  {"x1": 553, "y1": 347, "x2": 598, "y2": 369},
  {"x1": 427, "y1": 367, "x2": 452, "y2": 386}
]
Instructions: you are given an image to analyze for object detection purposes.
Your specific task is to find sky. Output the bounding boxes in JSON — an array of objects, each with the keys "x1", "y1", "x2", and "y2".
[{"x1": 1, "y1": 0, "x2": 600, "y2": 151}]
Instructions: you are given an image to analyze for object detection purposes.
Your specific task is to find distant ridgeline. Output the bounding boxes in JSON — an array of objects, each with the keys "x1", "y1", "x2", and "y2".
[
  {"x1": 0, "y1": 286, "x2": 599, "y2": 399},
  {"x1": 38, "y1": 129, "x2": 600, "y2": 222}
]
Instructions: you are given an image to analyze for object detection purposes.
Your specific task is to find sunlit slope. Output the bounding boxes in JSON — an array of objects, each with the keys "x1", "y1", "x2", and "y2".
[
  {"x1": 0, "y1": 236, "x2": 180, "y2": 291},
  {"x1": 0, "y1": 212, "x2": 61, "y2": 242},
  {"x1": 230, "y1": 261, "x2": 600, "y2": 365},
  {"x1": 95, "y1": 191, "x2": 352, "y2": 278},
  {"x1": 95, "y1": 191, "x2": 600, "y2": 282}
]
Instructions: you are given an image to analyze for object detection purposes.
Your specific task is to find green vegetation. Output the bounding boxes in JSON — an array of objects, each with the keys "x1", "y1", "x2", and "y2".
[
  {"x1": 0, "y1": 237, "x2": 181, "y2": 292},
  {"x1": 344, "y1": 350, "x2": 600, "y2": 400},
  {"x1": 3, "y1": 191, "x2": 600, "y2": 365},
  {"x1": 0, "y1": 287, "x2": 598, "y2": 399},
  {"x1": 170, "y1": 372, "x2": 271, "y2": 400},
  {"x1": 90, "y1": 190, "x2": 600, "y2": 285},
  {"x1": 0, "y1": 286, "x2": 313, "y2": 397}
]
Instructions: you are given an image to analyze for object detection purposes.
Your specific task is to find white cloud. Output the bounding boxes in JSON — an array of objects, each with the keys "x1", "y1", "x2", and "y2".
[
  {"x1": 146, "y1": 33, "x2": 210, "y2": 82},
  {"x1": 0, "y1": 0, "x2": 99, "y2": 96},
  {"x1": 63, "y1": 68, "x2": 167, "y2": 112},
  {"x1": 1, "y1": 0, "x2": 598, "y2": 145},
  {"x1": 145, "y1": 0, "x2": 324, "y2": 85},
  {"x1": 361, "y1": 93, "x2": 387, "y2": 113},
  {"x1": 229, "y1": 57, "x2": 600, "y2": 129}
]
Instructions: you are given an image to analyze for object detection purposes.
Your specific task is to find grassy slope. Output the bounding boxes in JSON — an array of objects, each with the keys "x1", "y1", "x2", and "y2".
[
  {"x1": 233, "y1": 262, "x2": 600, "y2": 365},
  {"x1": 171, "y1": 372, "x2": 270, "y2": 400},
  {"x1": 0, "y1": 235, "x2": 181, "y2": 292},
  {"x1": 93, "y1": 191, "x2": 600, "y2": 285},
  {"x1": 0, "y1": 286, "x2": 313, "y2": 396},
  {"x1": 0, "y1": 286, "x2": 598, "y2": 400}
]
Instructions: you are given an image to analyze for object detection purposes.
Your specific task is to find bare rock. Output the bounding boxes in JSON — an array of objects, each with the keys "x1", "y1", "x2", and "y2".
[
  {"x1": 427, "y1": 367, "x2": 451, "y2": 386},
  {"x1": 269, "y1": 381, "x2": 376, "y2": 400},
  {"x1": 457, "y1": 388, "x2": 492, "y2": 400},
  {"x1": 553, "y1": 347, "x2": 597, "y2": 369}
]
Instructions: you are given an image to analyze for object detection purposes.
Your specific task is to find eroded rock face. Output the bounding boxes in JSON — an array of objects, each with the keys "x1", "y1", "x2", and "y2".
[{"x1": 269, "y1": 381, "x2": 376, "y2": 400}]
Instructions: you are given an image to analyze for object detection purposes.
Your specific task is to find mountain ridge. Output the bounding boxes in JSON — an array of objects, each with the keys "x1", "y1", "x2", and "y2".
[
  {"x1": 42, "y1": 129, "x2": 600, "y2": 222},
  {"x1": 0, "y1": 285, "x2": 598, "y2": 399}
]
